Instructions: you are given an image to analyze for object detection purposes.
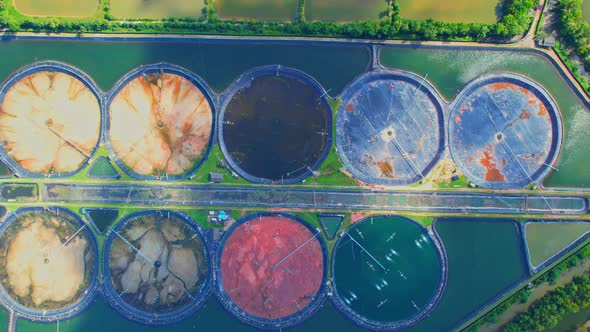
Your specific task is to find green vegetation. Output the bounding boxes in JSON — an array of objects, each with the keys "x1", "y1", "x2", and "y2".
[
  {"x1": 290, "y1": 211, "x2": 322, "y2": 229},
  {"x1": 0, "y1": 0, "x2": 537, "y2": 42},
  {"x1": 386, "y1": 0, "x2": 537, "y2": 40},
  {"x1": 313, "y1": 147, "x2": 357, "y2": 186},
  {"x1": 110, "y1": 0, "x2": 204, "y2": 19},
  {"x1": 397, "y1": 0, "x2": 500, "y2": 23},
  {"x1": 312, "y1": 98, "x2": 357, "y2": 187},
  {"x1": 71, "y1": 146, "x2": 132, "y2": 182},
  {"x1": 407, "y1": 214, "x2": 434, "y2": 227},
  {"x1": 87, "y1": 156, "x2": 119, "y2": 178},
  {"x1": 554, "y1": 40, "x2": 590, "y2": 94},
  {"x1": 584, "y1": 0, "x2": 590, "y2": 21},
  {"x1": 13, "y1": 0, "x2": 98, "y2": 17},
  {"x1": 466, "y1": 240, "x2": 590, "y2": 331},
  {"x1": 525, "y1": 221, "x2": 590, "y2": 268},
  {"x1": 215, "y1": 0, "x2": 298, "y2": 21},
  {"x1": 465, "y1": 287, "x2": 533, "y2": 331},
  {"x1": 304, "y1": 0, "x2": 386, "y2": 22},
  {"x1": 189, "y1": 145, "x2": 249, "y2": 185},
  {"x1": 504, "y1": 276, "x2": 590, "y2": 331},
  {"x1": 555, "y1": 0, "x2": 590, "y2": 77},
  {"x1": 551, "y1": 0, "x2": 590, "y2": 97},
  {"x1": 437, "y1": 174, "x2": 470, "y2": 189}
]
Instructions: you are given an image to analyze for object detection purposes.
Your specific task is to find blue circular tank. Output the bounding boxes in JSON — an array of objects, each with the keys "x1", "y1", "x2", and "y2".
[
  {"x1": 449, "y1": 73, "x2": 562, "y2": 189},
  {"x1": 337, "y1": 70, "x2": 445, "y2": 185}
]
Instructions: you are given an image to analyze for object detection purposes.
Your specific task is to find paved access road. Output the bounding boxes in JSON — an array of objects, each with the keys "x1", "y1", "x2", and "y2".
[{"x1": 43, "y1": 184, "x2": 588, "y2": 215}]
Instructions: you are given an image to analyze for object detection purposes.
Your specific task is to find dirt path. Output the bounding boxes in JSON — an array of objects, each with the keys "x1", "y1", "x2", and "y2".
[{"x1": 515, "y1": 0, "x2": 545, "y2": 48}]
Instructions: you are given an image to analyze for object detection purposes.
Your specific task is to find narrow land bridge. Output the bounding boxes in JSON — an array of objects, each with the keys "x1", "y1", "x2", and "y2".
[{"x1": 39, "y1": 183, "x2": 587, "y2": 215}]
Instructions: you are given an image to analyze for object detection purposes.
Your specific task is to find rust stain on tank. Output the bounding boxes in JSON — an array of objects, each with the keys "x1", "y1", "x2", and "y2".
[
  {"x1": 377, "y1": 161, "x2": 395, "y2": 178},
  {"x1": 458, "y1": 104, "x2": 470, "y2": 115},
  {"x1": 366, "y1": 155, "x2": 396, "y2": 178},
  {"x1": 537, "y1": 103, "x2": 551, "y2": 124},
  {"x1": 519, "y1": 154, "x2": 532, "y2": 160},
  {"x1": 467, "y1": 156, "x2": 474, "y2": 163},
  {"x1": 479, "y1": 145, "x2": 506, "y2": 182},
  {"x1": 538, "y1": 103, "x2": 548, "y2": 116},
  {"x1": 345, "y1": 104, "x2": 354, "y2": 112},
  {"x1": 417, "y1": 135, "x2": 426, "y2": 150},
  {"x1": 455, "y1": 115, "x2": 462, "y2": 124},
  {"x1": 488, "y1": 83, "x2": 517, "y2": 92},
  {"x1": 520, "y1": 109, "x2": 532, "y2": 120}
]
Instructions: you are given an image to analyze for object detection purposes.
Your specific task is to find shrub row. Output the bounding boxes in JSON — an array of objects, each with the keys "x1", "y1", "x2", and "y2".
[{"x1": 0, "y1": 0, "x2": 538, "y2": 42}]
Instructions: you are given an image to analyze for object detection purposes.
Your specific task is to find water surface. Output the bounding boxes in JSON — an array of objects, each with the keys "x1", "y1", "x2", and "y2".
[
  {"x1": 333, "y1": 216, "x2": 442, "y2": 324},
  {"x1": 406, "y1": 218, "x2": 528, "y2": 332},
  {"x1": 0, "y1": 39, "x2": 369, "y2": 95},
  {"x1": 222, "y1": 74, "x2": 330, "y2": 182},
  {"x1": 15, "y1": 297, "x2": 361, "y2": 332}
]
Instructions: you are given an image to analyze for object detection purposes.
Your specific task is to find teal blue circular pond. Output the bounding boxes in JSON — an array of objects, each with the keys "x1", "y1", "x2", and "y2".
[{"x1": 332, "y1": 215, "x2": 445, "y2": 329}]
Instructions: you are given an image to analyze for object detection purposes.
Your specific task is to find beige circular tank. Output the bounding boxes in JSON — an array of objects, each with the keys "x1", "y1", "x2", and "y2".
[
  {"x1": 0, "y1": 70, "x2": 101, "y2": 175},
  {"x1": 0, "y1": 209, "x2": 96, "y2": 310},
  {"x1": 109, "y1": 71, "x2": 213, "y2": 177}
]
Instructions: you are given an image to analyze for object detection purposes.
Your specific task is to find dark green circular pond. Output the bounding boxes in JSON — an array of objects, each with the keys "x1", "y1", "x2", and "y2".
[
  {"x1": 332, "y1": 215, "x2": 444, "y2": 328},
  {"x1": 220, "y1": 68, "x2": 331, "y2": 183}
]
